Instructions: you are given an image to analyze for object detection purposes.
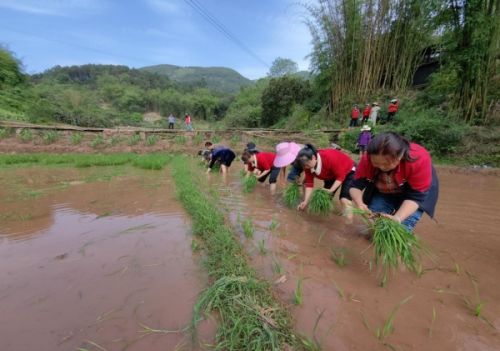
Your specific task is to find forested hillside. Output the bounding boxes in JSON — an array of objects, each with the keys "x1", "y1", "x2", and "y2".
[{"x1": 140, "y1": 64, "x2": 253, "y2": 93}]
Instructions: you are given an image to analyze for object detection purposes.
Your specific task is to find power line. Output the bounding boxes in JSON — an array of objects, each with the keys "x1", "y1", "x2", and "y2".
[{"x1": 183, "y1": 0, "x2": 269, "y2": 68}]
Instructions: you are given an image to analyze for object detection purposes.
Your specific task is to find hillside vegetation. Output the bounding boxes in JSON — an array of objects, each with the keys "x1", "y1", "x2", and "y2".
[{"x1": 140, "y1": 64, "x2": 253, "y2": 93}]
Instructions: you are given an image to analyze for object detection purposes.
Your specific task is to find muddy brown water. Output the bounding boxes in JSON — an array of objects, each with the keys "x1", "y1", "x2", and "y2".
[
  {"x1": 1, "y1": 163, "x2": 499, "y2": 351},
  {"x1": 0, "y1": 166, "x2": 213, "y2": 351},
  {"x1": 209, "y1": 167, "x2": 500, "y2": 350}
]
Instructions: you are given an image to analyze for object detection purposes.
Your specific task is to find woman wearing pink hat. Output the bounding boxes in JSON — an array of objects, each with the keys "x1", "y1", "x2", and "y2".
[
  {"x1": 273, "y1": 141, "x2": 304, "y2": 183},
  {"x1": 296, "y1": 144, "x2": 356, "y2": 221}
]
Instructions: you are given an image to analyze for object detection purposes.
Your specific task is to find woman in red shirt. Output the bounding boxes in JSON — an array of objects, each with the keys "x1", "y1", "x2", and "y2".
[
  {"x1": 349, "y1": 132, "x2": 439, "y2": 232},
  {"x1": 296, "y1": 144, "x2": 356, "y2": 221},
  {"x1": 241, "y1": 150, "x2": 281, "y2": 194}
]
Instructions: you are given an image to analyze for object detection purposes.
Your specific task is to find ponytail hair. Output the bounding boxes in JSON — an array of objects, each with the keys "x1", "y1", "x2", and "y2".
[
  {"x1": 296, "y1": 143, "x2": 318, "y2": 165},
  {"x1": 367, "y1": 132, "x2": 414, "y2": 162}
]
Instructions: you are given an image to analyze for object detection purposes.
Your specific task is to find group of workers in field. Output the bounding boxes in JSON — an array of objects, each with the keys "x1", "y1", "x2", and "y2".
[
  {"x1": 349, "y1": 98, "x2": 399, "y2": 127},
  {"x1": 201, "y1": 120, "x2": 438, "y2": 234}
]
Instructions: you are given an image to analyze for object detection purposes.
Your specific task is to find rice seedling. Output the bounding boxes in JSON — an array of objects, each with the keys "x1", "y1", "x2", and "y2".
[
  {"x1": 307, "y1": 189, "x2": 332, "y2": 215},
  {"x1": 174, "y1": 135, "x2": 187, "y2": 144},
  {"x1": 71, "y1": 132, "x2": 83, "y2": 145},
  {"x1": 283, "y1": 183, "x2": 301, "y2": 208},
  {"x1": 258, "y1": 239, "x2": 267, "y2": 255},
  {"x1": 375, "y1": 295, "x2": 413, "y2": 342},
  {"x1": 241, "y1": 174, "x2": 257, "y2": 193},
  {"x1": 299, "y1": 309, "x2": 330, "y2": 351},
  {"x1": 371, "y1": 216, "x2": 422, "y2": 286},
  {"x1": 170, "y1": 156, "x2": 297, "y2": 349},
  {"x1": 128, "y1": 133, "x2": 141, "y2": 146},
  {"x1": 315, "y1": 230, "x2": 326, "y2": 247},
  {"x1": 90, "y1": 135, "x2": 105, "y2": 149},
  {"x1": 19, "y1": 129, "x2": 32, "y2": 142},
  {"x1": 268, "y1": 218, "x2": 280, "y2": 231},
  {"x1": 42, "y1": 130, "x2": 59, "y2": 144},
  {"x1": 428, "y1": 306, "x2": 437, "y2": 337},
  {"x1": 132, "y1": 154, "x2": 171, "y2": 170},
  {"x1": 145, "y1": 135, "x2": 157, "y2": 146},
  {"x1": 293, "y1": 277, "x2": 304, "y2": 305},
  {"x1": 331, "y1": 278, "x2": 345, "y2": 299},
  {"x1": 242, "y1": 218, "x2": 254, "y2": 238},
  {"x1": 272, "y1": 258, "x2": 284, "y2": 275},
  {"x1": 330, "y1": 248, "x2": 348, "y2": 267}
]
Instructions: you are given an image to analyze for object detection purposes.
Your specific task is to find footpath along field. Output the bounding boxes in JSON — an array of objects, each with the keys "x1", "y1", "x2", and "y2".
[{"x1": 0, "y1": 153, "x2": 499, "y2": 350}]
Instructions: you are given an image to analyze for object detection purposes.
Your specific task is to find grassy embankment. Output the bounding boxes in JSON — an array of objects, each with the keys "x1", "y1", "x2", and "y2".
[{"x1": 170, "y1": 155, "x2": 300, "y2": 350}]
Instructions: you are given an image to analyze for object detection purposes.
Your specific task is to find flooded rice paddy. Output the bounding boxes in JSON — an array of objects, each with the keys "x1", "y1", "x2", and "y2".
[{"x1": 1, "y1": 161, "x2": 499, "y2": 350}]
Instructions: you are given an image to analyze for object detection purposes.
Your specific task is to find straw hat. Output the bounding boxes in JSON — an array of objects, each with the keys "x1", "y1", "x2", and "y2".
[
  {"x1": 390, "y1": 98, "x2": 397, "y2": 103},
  {"x1": 372, "y1": 102, "x2": 379, "y2": 106},
  {"x1": 361, "y1": 125, "x2": 371, "y2": 131},
  {"x1": 273, "y1": 142, "x2": 302, "y2": 167}
]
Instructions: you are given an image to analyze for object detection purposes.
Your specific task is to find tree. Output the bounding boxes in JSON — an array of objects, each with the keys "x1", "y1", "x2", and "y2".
[
  {"x1": 261, "y1": 76, "x2": 311, "y2": 127},
  {"x1": 0, "y1": 47, "x2": 24, "y2": 88},
  {"x1": 268, "y1": 57, "x2": 299, "y2": 77}
]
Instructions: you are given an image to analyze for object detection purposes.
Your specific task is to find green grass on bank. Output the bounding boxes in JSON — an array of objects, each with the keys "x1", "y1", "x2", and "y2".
[
  {"x1": 0, "y1": 153, "x2": 172, "y2": 170},
  {"x1": 170, "y1": 156, "x2": 298, "y2": 350}
]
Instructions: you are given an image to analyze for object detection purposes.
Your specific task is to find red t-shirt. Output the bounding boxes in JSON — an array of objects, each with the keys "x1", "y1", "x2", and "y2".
[
  {"x1": 363, "y1": 106, "x2": 371, "y2": 117},
  {"x1": 185, "y1": 115, "x2": 191, "y2": 124},
  {"x1": 351, "y1": 108, "x2": 360, "y2": 119},
  {"x1": 304, "y1": 149, "x2": 355, "y2": 188},
  {"x1": 388, "y1": 103, "x2": 398, "y2": 113},
  {"x1": 248, "y1": 152, "x2": 276, "y2": 172}
]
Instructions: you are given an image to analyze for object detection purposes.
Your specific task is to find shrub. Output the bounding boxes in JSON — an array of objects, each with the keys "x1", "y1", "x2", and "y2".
[
  {"x1": 128, "y1": 133, "x2": 141, "y2": 146},
  {"x1": 109, "y1": 135, "x2": 122, "y2": 146},
  {"x1": 71, "y1": 132, "x2": 83, "y2": 145},
  {"x1": 90, "y1": 135, "x2": 105, "y2": 148},
  {"x1": 0, "y1": 128, "x2": 13, "y2": 139},
  {"x1": 145, "y1": 135, "x2": 157, "y2": 146},
  {"x1": 19, "y1": 129, "x2": 32, "y2": 142},
  {"x1": 174, "y1": 135, "x2": 187, "y2": 144},
  {"x1": 42, "y1": 130, "x2": 59, "y2": 144}
]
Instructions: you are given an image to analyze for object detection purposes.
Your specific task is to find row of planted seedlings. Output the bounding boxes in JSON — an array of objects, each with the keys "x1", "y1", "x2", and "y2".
[{"x1": 170, "y1": 155, "x2": 308, "y2": 350}]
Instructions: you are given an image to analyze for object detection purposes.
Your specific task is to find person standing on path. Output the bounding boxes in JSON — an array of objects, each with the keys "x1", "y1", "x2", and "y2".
[
  {"x1": 387, "y1": 99, "x2": 399, "y2": 123},
  {"x1": 184, "y1": 113, "x2": 193, "y2": 131},
  {"x1": 362, "y1": 103, "x2": 371, "y2": 124},
  {"x1": 356, "y1": 125, "x2": 372, "y2": 158},
  {"x1": 167, "y1": 114, "x2": 175, "y2": 129},
  {"x1": 369, "y1": 102, "x2": 381, "y2": 126},
  {"x1": 349, "y1": 104, "x2": 360, "y2": 127}
]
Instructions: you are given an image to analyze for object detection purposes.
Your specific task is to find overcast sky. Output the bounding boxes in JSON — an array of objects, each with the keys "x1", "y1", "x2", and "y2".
[{"x1": 0, "y1": 0, "x2": 314, "y2": 79}]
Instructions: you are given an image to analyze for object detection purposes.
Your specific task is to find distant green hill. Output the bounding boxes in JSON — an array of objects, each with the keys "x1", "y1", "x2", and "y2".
[{"x1": 140, "y1": 64, "x2": 253, "y2": 94}]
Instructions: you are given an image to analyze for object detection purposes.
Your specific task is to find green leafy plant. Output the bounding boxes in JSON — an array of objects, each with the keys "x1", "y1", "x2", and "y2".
[
  {"x1": 128, "y1": 133, "x2": 141, "y2": 146},
  {"x1": 0, "y1": 128, "x2": 13, "y2": 139},
  {"x1": 174, "y1": 135, "x2": 187, "y2": 144},
  {"x1": 193, "y1": 133, "x2": 203, "y2": 145},
  {"x1": 109, "y1": 135, "x2": 121, "y2": 146},
  {"x1": 145, "y1": 135, "x2": 157, "y2": 146},
  {"x1": 308, "y1": 189, "x2": 332, "y2": 215},
  {"x1": 330, "y1": 248, "x2": 348, "y2": 267},
  {"x1": 42, "y1": 130, "x2": 59, "y2": 144},
  {"x1": 293, "y1": 277, "x2": 304, "y2": 305},
  {"x1": 371, "y1": 216, "x2": 421, "y2": 286},
  {"x1": 212, "y1": 134, "x2": 221, "y2": 143},
  {"x1": 71, "y1": 132, "x2": 83, "y2": 145},
  {"x1": 19, "y1": 129, "x2": 32, "y2": 142},
  {"x1": 90, "y1": 135, "x2": 105, "y2": 148},
  {"x1": 258, "y1": 239, "x2": 267, "y2": 255},
  {"x1": 283, "y1": 183, "x2": 301, "y2": 208},
  {"x1": 242, "y1": 218, "x2": 254, "y2": 238},
  {"x1": 242, "y1": 174, "x2": 257, "y2": 193}
]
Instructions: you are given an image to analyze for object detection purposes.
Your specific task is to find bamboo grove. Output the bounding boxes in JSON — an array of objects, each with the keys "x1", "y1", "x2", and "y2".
[{"x1": 306, "y1": 0, "x2": 499, "y2": 124}]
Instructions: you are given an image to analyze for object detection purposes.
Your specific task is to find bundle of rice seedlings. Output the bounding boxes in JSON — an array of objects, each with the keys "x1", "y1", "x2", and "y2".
[
  {"x1": 242, "y1": 174, "x2": 257, "y2": 193},
  {"x1": 371, "y1": 216, "x2": 421, "y2": 286},
  {"x1": 307, "y1": 189, "x2": 332, "y2": 215},
  {"x1": 283, "y1": 183, "x2": 300, "y2": 208}
]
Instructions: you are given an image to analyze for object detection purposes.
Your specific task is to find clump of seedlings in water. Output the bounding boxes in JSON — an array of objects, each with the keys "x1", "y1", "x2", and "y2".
[
  {"x1": 308, "y1": 189, "x2": 332, "y2": 215},
  {"x1": 330, "y1": 247, "x2": 348, "y2": 267},
  {"x1": 268, "y1": 218, "x2": 280, "y2": 231},
  {"x1": 258, "y1": 239, "x2": 267, "y2": 255},
  {"x1": 242, "y1": 218, "x2": 255, "y2": 238},
  {"x1": 375, "y1": 295, "x2": 413, "y2": 342},
  {"x1": 283, "y1": 183, "x2": 301, "y2": 208},
  {"x1": 293, "y1": 277, "x2": 304, "y2": 305},
  {"x1": 242, "y1": 174, "x2": 257, "y2": 193},
  {"x1": 272, "y1": 257, "x2": 284, "y2": 275}
]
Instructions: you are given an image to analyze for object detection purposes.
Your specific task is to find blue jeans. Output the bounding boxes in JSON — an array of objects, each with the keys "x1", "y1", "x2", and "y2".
[
  {"x1": 368, "y1": 193, "x2": 423, "y2": 232},
  {"x1": 287, "y1": 165, "x2": 302, "y2": 182}
]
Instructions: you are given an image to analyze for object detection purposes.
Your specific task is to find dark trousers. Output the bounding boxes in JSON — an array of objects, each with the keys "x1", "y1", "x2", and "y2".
[
  {"x1": 168, "y1": 123, "x2": 174, "y2": 129},
  {"x1": 349, "y1": 118, "x2": 358, "y2": 127}
]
